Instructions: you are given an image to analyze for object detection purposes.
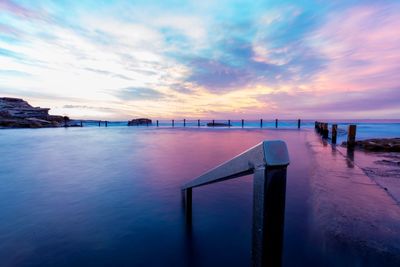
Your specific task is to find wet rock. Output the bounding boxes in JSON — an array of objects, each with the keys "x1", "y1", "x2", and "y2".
[
  {"x1": 0, "y1": 97, "x2": 70, "y2": 128},
  {"x1": 342, "y1": 138, "x2": 400, "y2": 152},
  {"x1": 206, "y1": 122, "x2": 231, "y2": 127},
  {"x1": 128, "y1": 118, "x2": 152, "y2": 126}
]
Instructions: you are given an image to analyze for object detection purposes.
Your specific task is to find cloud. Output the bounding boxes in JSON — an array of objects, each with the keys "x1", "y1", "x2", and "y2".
[
  {"x1": 0, "y1": 0, "x2": 47, "y2": 21},
  {"x1": 114, "y1": 87, "x2": 167, "y2": 101},
  {"x1": 0, "y1": 0, "x2": 399, "y2": 119}
]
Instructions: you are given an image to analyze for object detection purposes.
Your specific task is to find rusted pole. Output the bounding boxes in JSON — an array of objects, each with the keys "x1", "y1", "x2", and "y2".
[
  {"x1": 347, "y1": 125, "x2": 357, "y2": 148},
  {"x1": 298, "y1": 119, "x2": 301, "y2": 129},
  {"x1": 322, "y1": 123, "x2": 329, "y2": 138},
  {"x1": 260, "y1": 119, "x2": 263, "y2": 128},
  {"x1": 242, "y1": 119, "x2": 244, "y2": 128},
  {"x1": 184, "y1": 119, "x2": 186, "y2": 127},
  {"x1": 275, "y1": 119, "x2": 278, "y2": 128},
  {"x1": 332, "y1": 124, "x2": 338, "y2": 144}
]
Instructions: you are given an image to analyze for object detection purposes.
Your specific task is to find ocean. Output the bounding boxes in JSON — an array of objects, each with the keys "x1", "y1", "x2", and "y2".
[{"x1": 0, "y1": 125, "x2": 399, "y2": 266}]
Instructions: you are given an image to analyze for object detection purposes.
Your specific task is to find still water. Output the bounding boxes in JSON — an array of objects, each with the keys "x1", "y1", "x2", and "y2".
[{"x1": 0, "y1": 127, "x2": 399, "y2": 266}]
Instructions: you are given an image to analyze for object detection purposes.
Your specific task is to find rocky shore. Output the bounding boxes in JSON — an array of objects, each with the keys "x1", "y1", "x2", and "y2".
[
  {"x1": 128, "y1": 118, "x2": 152, "y2": 126},
  {"x1": 0, "y1": 97, "x2": 75, "y2": 128},
  {"x1": 343, "y1": 138, "x2": 400, "y2": 152}
]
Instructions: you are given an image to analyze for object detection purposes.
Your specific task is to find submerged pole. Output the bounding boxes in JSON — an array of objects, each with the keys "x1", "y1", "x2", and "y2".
[
  {"x1": 105, "y1": 121, "x2": 108, "y2": 127},
  {"x1": 156, "y1": 120, "x2": 159, "y2": 127},
  {"x1": 80, "y1": 120, "x2": 83, "y2": 127},
  {"x1": 322, "y1": 123, "x2": 329, "y2": 138},
  {"x1": 260, "y1": 119, "x2": 263, "y2": 128},
  {"x1": 98, "y1": 120, "x2": 101, "y2": 127},
  {"x1": 275, "y1": 119, "x2": 278, "y2": 128},
  {"x1": 298, "y1": 119, "x2": 301, "y2": 129},
  {"x1": 198, "y1": 119, "x2": 200, "y2": 127},
  {"x1": 172, "y1": 119, "x2": 175, "y2": 127},
  {"x1": 184, "y1": 119, "x2": 186, "y2": 127},
  {"x1": 242, "y1": 119, "x2": 244, "y2": 128},
  {"x1": 347, "y1": 125, "x2": 357, "y2": 149},
  {"x1": 228, "y1": 119, "x2": 231, "y2": 127},
  {"x1": 332, "y1": 124, "x2": 338, "y2": 144},
  {"x1": 183, "y1": 188, "x2": 192, "y2": 220}
]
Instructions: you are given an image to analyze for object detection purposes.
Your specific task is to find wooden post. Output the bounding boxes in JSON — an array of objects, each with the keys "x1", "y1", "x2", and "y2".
[
  {"x1": 275, "y1": 119, "x2": 278, "y2": 128},
  {"x1": 172, "y1": 119, "x2": 175, "y2": 127},
  {"x1": 198, "y1": 119, "x2": 200, "y2": 127},
  {"x1": 146, "y1": 121, "x2": 148, "y2": 127},
  {"x1": 241, "y1": 119, "x2": 244, "y2": 128},
  {"x1": 298, "y1": 119, "x2": 301, "y2": 129},
  {"x1": 156, "y1": 120, "x2": 159, "y2": 127},
  {"x1": 98, "y1": 120, "x2": 101, "y2": 127},
  {"x1": 260, "y1": 119, "x2": 263, "y2": 128},
  {"x1": 252, "y1": 167, "x2": 286, "y2": 267},
  {"x1": 322, "y1": 123, "x2": 329, "y2": 138},
  {"x1": 347, "y1": 125, "x2": 357, "y2": 148},
  {"x1": 105, "y1": 121, "x2": 108, "y2": 127},
  {"x1": 228, "y1": 119, "x2": 231, "y2": 127},
  {"x1": 212, "y1": 119, "x2": 215, "y2": 127},
  {"x1": 184, "y1": 119, "x2": 186, "y2": 127},
  {"x1": 80, "y1": 120, "x2": 83, "y2": 127},
  {"x1": 332, "y1": 124, "x2": 338, "y2": 144}
]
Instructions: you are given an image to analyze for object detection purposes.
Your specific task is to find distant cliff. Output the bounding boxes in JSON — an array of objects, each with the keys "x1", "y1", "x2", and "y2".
[{"x1": 0, "y1": 97, "x2": 69, "y2": 128}]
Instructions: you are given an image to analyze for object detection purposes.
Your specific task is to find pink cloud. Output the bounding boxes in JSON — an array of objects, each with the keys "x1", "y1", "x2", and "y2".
[
  {"x1": 0, "y1": 0, "x2": 46, "y2": 20},
  {"x1": 308, "y1": 4, "x2": 400, "y2": 93}
]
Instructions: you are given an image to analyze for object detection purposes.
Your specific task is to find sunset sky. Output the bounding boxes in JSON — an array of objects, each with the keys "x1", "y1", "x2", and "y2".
[{"x1": 0, "y1": 0, "x2": 399, "y2": 119}]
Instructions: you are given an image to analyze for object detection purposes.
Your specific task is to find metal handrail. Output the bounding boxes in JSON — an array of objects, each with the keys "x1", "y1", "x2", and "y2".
[
  {"x1": 181, "y1": 140, "x2": 290, "y2": 267},
  {"x1": 182, "y1": 140, "x2": 289, "y2": 190}
]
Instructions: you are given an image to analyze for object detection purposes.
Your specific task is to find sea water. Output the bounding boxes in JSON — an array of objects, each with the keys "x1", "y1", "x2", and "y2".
[{"x1": 0, "y1": 127, "x2": 399, "y2": 266}]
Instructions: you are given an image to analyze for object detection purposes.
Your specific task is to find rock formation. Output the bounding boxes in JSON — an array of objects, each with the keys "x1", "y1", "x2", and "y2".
[
  {"x1": 207, "y1": 122, "x2": 231, "y2": 127},
  {"x1": 0, "y1": 97, "x2": 71, "y2": 128},
  {"x1": 128, "y1": 118, "x2": 152, "y2": 126},
  {"x1": 343, "y1": 138, "x2": 400, "y2": 152}
]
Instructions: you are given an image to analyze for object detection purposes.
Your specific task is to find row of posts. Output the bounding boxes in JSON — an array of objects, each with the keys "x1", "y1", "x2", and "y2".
[
  {"x1": 80, "y1": 119, "x2": 302, "y2": 129},
  {"x1": 153, "y1": 119, "x2": 301, "y2": 128},
  {"x1": 315, "y1": 121, "x2": 357, "y2": 147}
]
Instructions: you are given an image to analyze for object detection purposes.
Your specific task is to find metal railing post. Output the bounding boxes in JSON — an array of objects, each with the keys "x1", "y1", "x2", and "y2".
[
  {"x1": 252, "y1": 166, "x2": 287, "y2": 267},
  {"x1": 182, "y1": 140, "x2": 289, "y2": 266}
]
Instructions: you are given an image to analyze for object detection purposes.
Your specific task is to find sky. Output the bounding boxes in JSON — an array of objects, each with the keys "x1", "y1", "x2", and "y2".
[{"x1": 0, "y1": 0, "x2": 399, "y2": 120}]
